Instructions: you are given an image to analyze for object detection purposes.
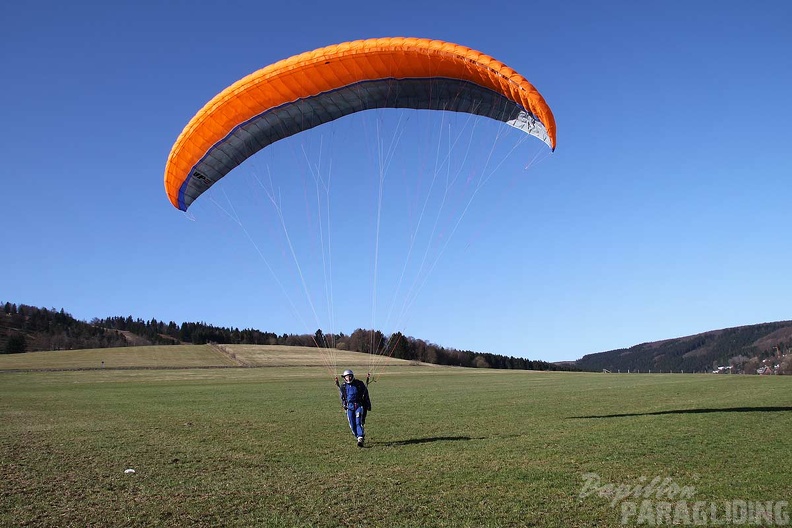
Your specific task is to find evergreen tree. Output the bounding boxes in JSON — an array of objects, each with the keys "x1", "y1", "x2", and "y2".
[
  {"x1": 314, "y1": 329, "x2": 325, "y2": 347},
  {"x1": 4, "y1": 333, "x2": 26, "y2": 354}
]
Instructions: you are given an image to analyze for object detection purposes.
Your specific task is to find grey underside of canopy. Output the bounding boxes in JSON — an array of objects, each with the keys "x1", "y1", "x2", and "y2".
[{"x1": 178, "y1": 77, "x2": 548, "y2": 210}]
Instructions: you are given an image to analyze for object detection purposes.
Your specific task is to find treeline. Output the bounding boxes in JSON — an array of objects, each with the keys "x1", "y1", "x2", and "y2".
[
  {"x1": 1, "y1": 302, "x2": 574, "y2": 372},
  {"x1": 319, "y1": 329, "x2": 564, "y2": 371},
  {"x1": 1, "y1": 303, "x2": 128, "y2": 353},
  {"x1": 93, "y1": 315, "x2": 312, "y2": 347},
  {"x1": 92, "y1": 318, "x2": 573, "y2": 371}
]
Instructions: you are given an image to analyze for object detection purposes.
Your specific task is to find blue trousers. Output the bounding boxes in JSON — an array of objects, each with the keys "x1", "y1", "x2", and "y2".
[{"x1": 346, "y1": 405, "x2": 366, "y2": 438}]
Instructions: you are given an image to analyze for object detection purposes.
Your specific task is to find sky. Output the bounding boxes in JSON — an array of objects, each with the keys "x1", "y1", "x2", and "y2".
[{"x1": 2, "y1": 1, "x2": 791, "y2": 363}]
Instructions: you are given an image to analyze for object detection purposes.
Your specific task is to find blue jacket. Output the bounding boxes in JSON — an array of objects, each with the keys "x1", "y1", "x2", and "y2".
[{"x1": 340, "y1": 379, "x2": 371, "y2": 411}]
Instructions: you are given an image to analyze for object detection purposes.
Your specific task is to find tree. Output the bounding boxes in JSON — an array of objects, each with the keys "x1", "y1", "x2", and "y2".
[
  {"x1": 386, "y1": 332, "x2": 411, "y2": 360},
  {"x1": 743, "y1": 357, "x2": 761, "y2": 375},
  {"x1": 314, "y1": 329, "x2": 325, "y2": 347},
  {"x1": 729, "y1": 355, "x2": 750, "y2": 372},
  {"x1": 778, "y1": 355, "x2": 792, "y2": 375},
  {"x1": 473, "y1": 355, "x2": 490, "y2": 368},
  {"x1": 4, "y1": 333, "x2": 26, "y2": 354}
]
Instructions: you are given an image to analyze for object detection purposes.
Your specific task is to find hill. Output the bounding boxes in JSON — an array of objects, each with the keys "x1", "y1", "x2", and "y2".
[
  {"x1": 0, "y1": 343, "x2": 427, "y2": 372},
  {"x1": 0, "y1": 301, "x2": 571, "y2": 372},
  {"x1": 575, "y1": 321, "x2": 792, "y2": 374}
]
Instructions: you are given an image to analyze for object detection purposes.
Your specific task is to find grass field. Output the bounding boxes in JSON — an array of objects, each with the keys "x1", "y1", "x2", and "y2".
[
  {"x1": 0, "y1": 345, "x2": 238, "y2": 370},
  {"x1": 1, "y1": 346, "x2": 791, "y2": 527}
]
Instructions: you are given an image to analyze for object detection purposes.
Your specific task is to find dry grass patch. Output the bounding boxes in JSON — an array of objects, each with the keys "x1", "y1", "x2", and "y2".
[
  {"x1": 226, "y1": 344, "x2": 429, "y2": 369},
  {"x1": 0, "y1": 345, "x2": 236, "y2": 370}
]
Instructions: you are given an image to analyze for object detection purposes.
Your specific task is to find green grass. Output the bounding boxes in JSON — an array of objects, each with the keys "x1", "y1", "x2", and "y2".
[{"x1": 1, "y1": 349, "x2": 791, "y2": 527}]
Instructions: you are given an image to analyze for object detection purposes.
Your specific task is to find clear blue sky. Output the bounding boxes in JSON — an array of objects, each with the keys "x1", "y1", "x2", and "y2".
[{"x1": 2, "y1": 1, "x2": 790, "y2": 363}]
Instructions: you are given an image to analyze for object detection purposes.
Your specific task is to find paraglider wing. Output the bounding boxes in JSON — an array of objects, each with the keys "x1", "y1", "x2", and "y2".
[{"x1": 164, "y1": 37, "x2": 557, "y2": 211}]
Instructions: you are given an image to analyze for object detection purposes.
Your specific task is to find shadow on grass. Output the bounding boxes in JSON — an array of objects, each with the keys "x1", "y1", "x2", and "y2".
[
  {"x1": 372, "y1": 436, "x2": 480, "y2": 447},
  {"x1": 570, "y1": 406, "x2": 792, "y2": 419}
]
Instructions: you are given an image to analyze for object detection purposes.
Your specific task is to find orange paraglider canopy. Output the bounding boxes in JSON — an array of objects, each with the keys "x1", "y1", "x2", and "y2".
[{"x1": 165, "y1": 37, "x2": 556, "y2": 211}]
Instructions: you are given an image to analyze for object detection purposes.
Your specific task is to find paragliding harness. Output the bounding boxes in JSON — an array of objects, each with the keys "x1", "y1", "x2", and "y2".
[{"x1": 336, "y1": 373, "x2": 371, "y2": 415}]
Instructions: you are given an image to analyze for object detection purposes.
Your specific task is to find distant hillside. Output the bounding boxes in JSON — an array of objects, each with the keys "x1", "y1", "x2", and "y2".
[
  {"x1": 575, "y1": 321, "x2": 792, "y2": 374},
  {"x1": 0, "y1": 301, "x2": 573, "y2": 372},
  {"x1": 1, "y1": 304, "x2": 129, "y2": 352}
]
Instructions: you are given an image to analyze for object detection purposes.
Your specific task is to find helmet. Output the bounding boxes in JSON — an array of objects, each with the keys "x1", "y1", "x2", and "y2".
[{"x1": 342, "y1": 369, "x2": 354, "y2": 378}]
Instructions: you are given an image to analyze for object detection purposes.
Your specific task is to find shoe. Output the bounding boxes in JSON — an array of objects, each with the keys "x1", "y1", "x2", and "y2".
[{"x1": 357, "y1": 436, "x2": 364, "y2": 447}]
